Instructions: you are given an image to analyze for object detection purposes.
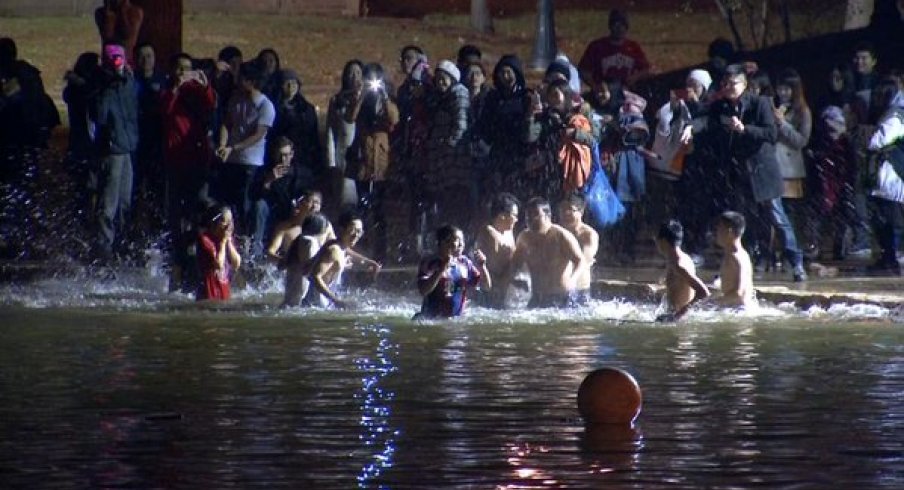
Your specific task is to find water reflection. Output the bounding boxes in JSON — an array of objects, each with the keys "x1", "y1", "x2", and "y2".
[
  {"x1": 1, "y1": 308, "x2": 903, "y2": 488},
  {"x1": 355, "y1": 323, "x2": 399, "y2": 487}
]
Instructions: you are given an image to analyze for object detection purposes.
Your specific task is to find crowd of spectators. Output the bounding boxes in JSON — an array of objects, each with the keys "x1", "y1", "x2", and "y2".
[{"x1": 2, "y1": 7, "x2": 904, "y2": 292}]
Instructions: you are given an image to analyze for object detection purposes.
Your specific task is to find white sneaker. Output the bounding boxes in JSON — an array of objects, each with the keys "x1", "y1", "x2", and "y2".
[{"x1": 848, "y1": 248, "x2": 873, "y2": 259}]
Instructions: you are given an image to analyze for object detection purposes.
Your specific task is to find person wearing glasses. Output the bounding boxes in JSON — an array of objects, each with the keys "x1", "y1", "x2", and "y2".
[{"x1": 682, "y1": 64, "x2": 807, "y2": 282}]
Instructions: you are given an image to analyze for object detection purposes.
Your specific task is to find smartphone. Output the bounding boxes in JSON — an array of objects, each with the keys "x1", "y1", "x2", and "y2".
[{"x1": 182, "y1": 70, "x2": 203, "y2": 83}]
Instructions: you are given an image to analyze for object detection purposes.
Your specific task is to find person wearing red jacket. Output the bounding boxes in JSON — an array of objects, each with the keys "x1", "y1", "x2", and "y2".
[{"x1": 160, "y1": 52, "x2": 217, "y2": 291}]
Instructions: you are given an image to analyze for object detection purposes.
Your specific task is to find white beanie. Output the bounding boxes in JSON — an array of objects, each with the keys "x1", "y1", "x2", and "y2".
[
  {"x1": 687, "y1": 69, "x2": 713, "y2": 92},
  {"x1": 436, "y1": 59, "x2": 460, "y2": 83}
]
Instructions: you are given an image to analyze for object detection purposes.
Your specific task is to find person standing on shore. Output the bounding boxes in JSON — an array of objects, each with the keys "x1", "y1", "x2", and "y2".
[{"x1": 91, "y1": 43, "x2": 139, "y2": 261}]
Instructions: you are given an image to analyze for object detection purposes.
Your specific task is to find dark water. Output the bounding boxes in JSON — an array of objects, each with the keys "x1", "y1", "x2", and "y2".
[{"x1": 1, "y1": 307, "x2": 903, "y2": 489}]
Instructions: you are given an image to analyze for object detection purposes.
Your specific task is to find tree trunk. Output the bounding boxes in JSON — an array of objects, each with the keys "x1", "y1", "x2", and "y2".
[
  {"x1": 870, "y1": 0, "x2": 904, "y2": 30},
  {"x1": 844, "y1": 0, "x2": 873, "y2": 29},
  {"x1": 713, "y1": 0, "x2": 746, "y2": 51},
  {"x1": 780, "y1": 0, "x2": 791, "y2": 43},
  {"x1": 471, "y1": 0, "x2": 494, "y2": 34},
  {"x1": 132, "y1": 0, "x2": 182, "y2": 72}
]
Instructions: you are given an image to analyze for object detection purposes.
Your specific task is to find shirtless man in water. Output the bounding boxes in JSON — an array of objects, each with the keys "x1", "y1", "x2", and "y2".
[
  {"x1": 558, "y1": 194, "x2": 599, "y2": 305},
  {"x1": 474, "y1": 193, "x2": 519, "y2": 307},
  {"x1": 655, "y1": 220, "x2": 710, "y2": 322},
  {"x1": 267, "y1": 190, "x2": 332, "y2": 266},
  {"x1": 510, "y1": 197, "x2": 589, "y2": 308},
  {"x1": 712, "y1": 211, "x2": 755, "y2": 308},
  {"x1": 282, "y1": 212, "x2": 331, "y2": 307},
  {"x1": 310, "y1": 212, "x2": 381, "y2": 309}
]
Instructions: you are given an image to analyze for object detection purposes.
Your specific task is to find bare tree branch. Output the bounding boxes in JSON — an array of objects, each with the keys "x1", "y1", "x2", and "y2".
[
  {"x1": 780, "y1": 0, "x2": 791, "y2": 43},
  {"x1": 713, "y1": 0, "x2": 746, "y2": 51}
]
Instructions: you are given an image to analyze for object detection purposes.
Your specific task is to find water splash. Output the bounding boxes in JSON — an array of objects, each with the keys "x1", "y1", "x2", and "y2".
[{"x1": 1, "y1": 258, "x2": 900, "y2": 325}]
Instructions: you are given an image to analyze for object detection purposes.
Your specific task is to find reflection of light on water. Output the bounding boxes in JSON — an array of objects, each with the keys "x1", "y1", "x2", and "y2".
[
  {"x1": 356, "y1": 323, "x2": 399, "y2": 487},
  {"x1": 498, "y1": 443, "x2": 557, "y2": 489}
]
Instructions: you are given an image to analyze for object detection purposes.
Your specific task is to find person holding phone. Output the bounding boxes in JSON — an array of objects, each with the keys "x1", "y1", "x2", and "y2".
[
  {"x1": 683, "y1": 64, "x2": 807, "y2": 282},
  {"x1": 161, "y1": 51, "x2": 217, "y2": 291}
]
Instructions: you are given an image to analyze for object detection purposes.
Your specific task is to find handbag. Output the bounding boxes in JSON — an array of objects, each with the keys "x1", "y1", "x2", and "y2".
[{"x1": 583, "y1": 142, "x2": 625, "y2": 227}]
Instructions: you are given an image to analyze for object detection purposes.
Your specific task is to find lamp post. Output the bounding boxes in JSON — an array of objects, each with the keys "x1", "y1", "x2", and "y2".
[{"x1": 530, "y1": 0, "x2": 557, "y2": 71}]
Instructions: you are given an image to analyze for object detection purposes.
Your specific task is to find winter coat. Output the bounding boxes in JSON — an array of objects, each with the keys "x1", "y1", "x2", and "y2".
[
  {"x1": 424, "y1": 83, "x2": 471, "y2": 193},
  {"x1": 91, "y1": 69, "x2": 139, "y2": 156},
  {"x1": 348, "y1": 95, "x2": 399, "y2": 182},
  {"x1": 475, "y1": 56, "x2": 529, "y2": 177},
  {"x1": 692, "y1": 93, "x2": 783, "y2": 203},
  {"x1": 775, "y1": 105, "x2": 812, "y2": 180},
  {"x1": 326, "y1": 91, "x2": 357, "y2": 173},
  {"x1": 161, "y1": 79, "x2": 217, "y2": 168},
  {"x1": 273, "y1": 93, "x2": 323, "y2": 174}
]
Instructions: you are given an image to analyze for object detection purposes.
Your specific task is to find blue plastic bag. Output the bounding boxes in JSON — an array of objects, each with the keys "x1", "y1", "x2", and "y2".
[{"x1": 583, "y1": 142, "x2": 626, "y2": 227}]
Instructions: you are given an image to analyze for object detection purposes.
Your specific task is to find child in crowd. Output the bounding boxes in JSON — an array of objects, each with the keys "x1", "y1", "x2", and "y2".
[
  {"x1": 417, "y1": 225, "x2": 490, "y2": 318},
  {"x1": 654, "y1": 220, "x2": 709, "y2": 321},
  {"x1": 196, "y1": 205, "x2": 242, "y2": 301},
  {"x1": 712, "y1": 211, "x2": 756, "y2": 308}
]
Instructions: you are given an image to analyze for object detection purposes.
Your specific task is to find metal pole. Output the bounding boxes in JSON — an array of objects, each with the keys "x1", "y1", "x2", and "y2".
[{"x1": 530, "y1": 0, "x2": 557, "y2": 71}]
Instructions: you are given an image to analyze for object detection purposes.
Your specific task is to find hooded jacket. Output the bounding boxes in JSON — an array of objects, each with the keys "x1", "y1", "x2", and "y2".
[
  {"x1": 92, "y1": 68, "x2": 139, "y2": 156},
  {"x1": 476, "y1": 55, "x2": 529, "y2": 168}
]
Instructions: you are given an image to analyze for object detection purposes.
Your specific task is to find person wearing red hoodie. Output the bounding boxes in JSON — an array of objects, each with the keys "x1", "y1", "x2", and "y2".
[{"x1": 160, "y1": 52, "x2": 216, "y2": 290}]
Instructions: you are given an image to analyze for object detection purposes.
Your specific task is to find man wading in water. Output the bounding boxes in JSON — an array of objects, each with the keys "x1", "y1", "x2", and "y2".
[
  {"x1": 309, "y1": 212, "x2": 381, "y2": 309},
  {"x1": 508, "y1": 197, "x2": 589, "y2": 308}
]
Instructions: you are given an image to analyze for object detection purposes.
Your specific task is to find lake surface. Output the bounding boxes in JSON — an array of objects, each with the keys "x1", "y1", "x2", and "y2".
[{"x1": 0, "y1": 272, "x2": 903, "y2": 488}]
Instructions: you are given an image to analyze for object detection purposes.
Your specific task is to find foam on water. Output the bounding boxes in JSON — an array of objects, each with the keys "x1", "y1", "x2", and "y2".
[{"x1": 1, "y1": 261, "x2": 900, "y2": 325}]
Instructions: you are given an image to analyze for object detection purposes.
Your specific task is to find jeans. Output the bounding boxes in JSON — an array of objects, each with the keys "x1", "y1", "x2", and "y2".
[
  {"x1": 251, "y1": 198, "x2": 271, "y2": 258},
  {"x1": 870, "y1": 196, "x2": 904, "y2": 265},
  {"x1": 213, "y1": 163, "x2": 258, "y2": 235},
  {"x1": 850, "y1": 191, "x2": 873, "y2": 251},
  {"x1": 762, "y1": 197, "x2": 803, "y2": 268},
  {"x1": 165, "y1": 164, "x2": 210, "y2": 269},
  {"x1": 96, "y1": 153, "x2": 133, "y2": 254}
]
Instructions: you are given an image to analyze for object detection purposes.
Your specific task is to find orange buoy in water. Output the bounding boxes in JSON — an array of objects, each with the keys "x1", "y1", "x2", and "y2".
[{"x1": 577, "y1": 367, "x2": 642, "y2": 425}]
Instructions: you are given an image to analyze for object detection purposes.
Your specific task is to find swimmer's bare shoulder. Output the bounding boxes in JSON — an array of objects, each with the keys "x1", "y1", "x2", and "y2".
[
  {"x1": 716, "y1": 248, "x2": 754, "y2": 307},
  {"x1": 659, "y1": 251, "x2": 710, "y2": 322}
]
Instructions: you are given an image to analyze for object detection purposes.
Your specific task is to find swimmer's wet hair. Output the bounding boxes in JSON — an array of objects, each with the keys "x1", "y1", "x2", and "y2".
[
  {"x1": 526, "y1": 197, "x2": 552, "y2": 215},
  {"x1": 301, "y1": 212, "x2": 329, "y2": 236},
  {"x1": 559, "y1": 192, "x2": 587, "y2": 212},
  {"x1": 490, "y1": 192, "x2": 520, "y2": 218},
  {"x1": 337, "y1": 210, "x2": 361, "y2": 231},
  {"x1": 718, "y1": 211, "x2": 746, "y2": 236},
  {"x1": 436, "y1": 224, "x2": 462, "y2": 244},
  {"x1": 657, "y1": 219, "x2": 684, "y2": 246}
]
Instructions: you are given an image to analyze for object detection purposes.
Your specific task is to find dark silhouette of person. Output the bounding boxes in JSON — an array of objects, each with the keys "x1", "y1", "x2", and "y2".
[{"x1": 95, "y1": 0, "x2": 144, "y2": 66}]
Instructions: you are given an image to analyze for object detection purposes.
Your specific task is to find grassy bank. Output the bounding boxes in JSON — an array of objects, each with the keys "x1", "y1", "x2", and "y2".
[{"x1": 4, "y1": 8, "x2": 843, "y2": 117}]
